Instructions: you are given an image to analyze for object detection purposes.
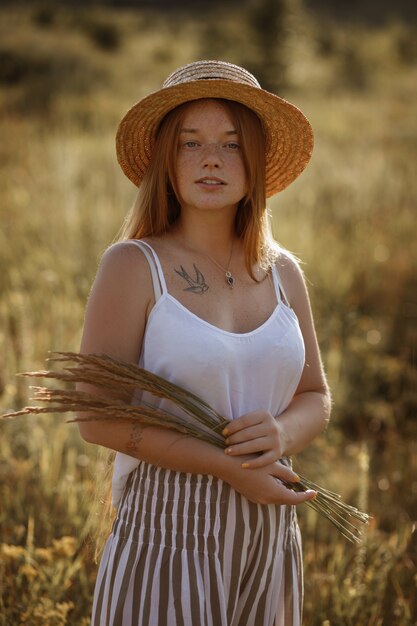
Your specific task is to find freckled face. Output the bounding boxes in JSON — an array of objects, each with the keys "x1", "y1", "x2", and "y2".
[{"x1": 175, "y1": 100, "x2": 247, "y2": 217}]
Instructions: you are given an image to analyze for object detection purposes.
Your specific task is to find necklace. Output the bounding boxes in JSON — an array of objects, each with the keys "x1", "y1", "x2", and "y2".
[{"x1": 205, "y1": 241, "x2": 235, "y2": 289}]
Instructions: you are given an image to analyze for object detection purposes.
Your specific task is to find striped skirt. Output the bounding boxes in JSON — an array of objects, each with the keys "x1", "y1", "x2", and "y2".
[{"x1": 92, "y1": 462, "x2": 303, "y2": 626}]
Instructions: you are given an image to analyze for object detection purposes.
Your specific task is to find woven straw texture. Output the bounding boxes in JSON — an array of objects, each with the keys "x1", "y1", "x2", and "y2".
[{"x1": 116, "y1": 60, "x2": 314, "y2": 198}]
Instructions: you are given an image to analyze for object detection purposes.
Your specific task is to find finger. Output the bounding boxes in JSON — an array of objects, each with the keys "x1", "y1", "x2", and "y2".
[
  {"x1": 276, "y1": 487, "x2": 317, "y2": 505},
  {"x1": 271, "y1": 462, "x2": 301, "y2": 484},
  {"x1": 224, "y1": 437, "x2": 269, "y2": 457},
  {"x1": 241, "y1": 450, "x2": 277, "y2": 469},
  {"x1": 222, "y1": 412, "x2": 264, "y2": 437},
  {"x1": 225, "y1": 424, "x2": 267, "y2": 445}
]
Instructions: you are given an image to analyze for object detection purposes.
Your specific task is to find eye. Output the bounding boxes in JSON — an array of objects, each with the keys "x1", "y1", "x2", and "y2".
[
  {"x1": 183, "y1": 141, "x2": 199, "y2": 149},
  {"x1": 225, "y1": 142, "x2": 240, "y2": 150}
]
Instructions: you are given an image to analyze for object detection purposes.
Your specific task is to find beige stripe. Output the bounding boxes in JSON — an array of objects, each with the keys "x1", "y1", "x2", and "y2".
[
  {"x1": 215, "y1": 479, "x2": 230, "y2": 575},
  {"x1": 282, "y1": 505, "x2": 303, "y2": 626},
  {"x1": 157, "y1": 471, "x2": 177, "y2": 623},
  {"x1": 91, "y1": 540, "x2": 112, "y2": 626},
  {"x1": 250, "y1": 505, "x2": 278, "y2": 625},
  {"x1": 196, "y1": 474, "x2": 209, "y2": 553},
  {"x1": 105, "y1": 468, "x2": 143, "y2": 623},
  {"x1": 126, "y1": 465, "x2": 153, "y2": 621},
  {"x1": 136, "y1": 465, "x2": 166, "y2": 622},
  {"x1": 264, "y1": 511, "x2": 286, "y2": 625},
  {"x1": 199, "y1": 474, "x2": 214, "y2": 624},
  {"x1": 118, "y1": 464, "x2": 143, "y2": 536},
  {"x1": 171, "y1": 471, "x2": 186, "y2": 626},
  {"x1": 238, "y1": 496, "x2": 262, "y2": 590},
  {"x1": 205, "y1": 476, "x2": 223, "y2": 625},
  {"x1": 295, "y1": 523, "x2": 304, "y2": 618},
  {"x1": 91, "y1": 464, "x2": 142, "y2": 624},
  {"x1": 134, "y1": 468, "x2": 176, "y2": 626},
  {"x1": 230, "y1": 490, "x2": 249, "y2": 617},
  {"x1": 185, "y1": 476, "x2": 205, "y2": 622},
  {"x1": 112, "y1": 463, "x2": 150, "y2": 623},
  {"x1": 284, "y1": 538, "x2": 295, "y2": 625},
  {"x1": 140, "y1": 466, "x2": 167, "y2": 623},
  {"x1": 92, "y1": 465, "x2": 303, "y2": 625},
  {"x1": 254, "y1": 506, "x2": 282, "y2": 625},
  {"x1": 235, "y1": 503, "x2": 277, "y2": 624}
]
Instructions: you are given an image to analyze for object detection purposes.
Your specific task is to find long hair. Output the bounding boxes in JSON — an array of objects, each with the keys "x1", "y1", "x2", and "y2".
[
  {"x1": 118, "y1": 98, "x2": 277, "y2": 276},
  {"x1": 93, "y1": 101, "x2": 278, "y2": 555}
]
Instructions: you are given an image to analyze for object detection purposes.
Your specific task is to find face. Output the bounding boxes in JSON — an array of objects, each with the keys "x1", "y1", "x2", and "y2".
[{"x1": 174, "y1": 99, "x2": 247, "y2": 218}]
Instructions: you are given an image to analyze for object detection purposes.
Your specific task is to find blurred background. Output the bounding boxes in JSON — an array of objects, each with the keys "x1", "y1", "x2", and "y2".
[{"x1": 0, "y1": 0, "x2": 416, "y2": 624}]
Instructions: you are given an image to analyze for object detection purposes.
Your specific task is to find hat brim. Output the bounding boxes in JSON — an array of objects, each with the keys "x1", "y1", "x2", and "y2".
[{"x1": 116, "y1": 80, "x2": 313, "y2": 198}]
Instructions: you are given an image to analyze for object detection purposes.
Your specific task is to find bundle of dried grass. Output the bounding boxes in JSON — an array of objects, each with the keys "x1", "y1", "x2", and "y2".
[{"x1": 2, "y1": 351, "x2": 370, "y2": 543}]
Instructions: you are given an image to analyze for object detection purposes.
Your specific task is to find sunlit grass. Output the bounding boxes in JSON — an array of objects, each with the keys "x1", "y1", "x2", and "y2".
[{"x1": 0, "y1": 3, "x2": 416, "y2": 624}]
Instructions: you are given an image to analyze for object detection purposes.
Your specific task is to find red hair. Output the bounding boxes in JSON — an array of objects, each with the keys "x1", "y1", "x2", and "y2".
[{"x1": 119, "y1": 98, "x2": 275, "y2": 276}]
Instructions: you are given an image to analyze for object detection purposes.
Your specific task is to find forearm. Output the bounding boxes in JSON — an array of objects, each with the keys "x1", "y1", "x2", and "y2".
[
  {"x1": 277, "y1": 390, "x2": 331, "y2": 457},
  {"x1": 79, "y1": 418, "x2": 310, "y2": 505},
  {"x1": 79, "y1": 420, "x2": 231, "y2": 478}
]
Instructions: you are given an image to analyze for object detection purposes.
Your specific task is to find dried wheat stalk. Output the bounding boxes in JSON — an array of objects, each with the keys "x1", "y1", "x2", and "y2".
[{"x1": 1, "y1": 351, "x2": 370, "y2": 542}]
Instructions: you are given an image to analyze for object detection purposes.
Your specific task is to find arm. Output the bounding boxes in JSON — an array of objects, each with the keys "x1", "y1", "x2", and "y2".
[
  {"x1": 222, "y1": 253, "x2": 331, "y2": 468},
  {"x1": 77, "y1": 242, "x2": 315, "y2": 505}
]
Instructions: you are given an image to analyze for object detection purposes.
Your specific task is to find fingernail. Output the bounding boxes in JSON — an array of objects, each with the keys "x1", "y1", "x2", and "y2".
[
  {"x1": 306, "y1": 490, "x2": 317, "y2": 499},
  {"x1": 222, "y1": 428, "x2": 229, "y2": 436},
  {"x1": 225, "y1": 448, "x2": 232, "y2": 455},
  {"x1": 241, "y1": 463, "x2": 250, "y2": 469},
  {"x1": 292, "y1": 474, "x2": 301, "y2": 483},
  {"x1": 225, "y1": 438, "x2": 230, "y2": 445}
]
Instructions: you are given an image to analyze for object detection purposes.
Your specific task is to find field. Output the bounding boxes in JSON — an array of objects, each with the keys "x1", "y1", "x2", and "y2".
[{"x1": 0, "y1": 3, "x2": 416, "y2": 625}]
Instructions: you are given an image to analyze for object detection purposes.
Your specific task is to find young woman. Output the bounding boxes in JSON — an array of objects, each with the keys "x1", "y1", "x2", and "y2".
[{"x1": 78, "y1": 60, "x2": 331, "y2": 626}]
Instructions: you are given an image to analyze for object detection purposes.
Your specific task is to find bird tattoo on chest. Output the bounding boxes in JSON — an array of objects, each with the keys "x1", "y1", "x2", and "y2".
[{"x1": 174, "y1": 264, "x2": 209, "y2": 295}]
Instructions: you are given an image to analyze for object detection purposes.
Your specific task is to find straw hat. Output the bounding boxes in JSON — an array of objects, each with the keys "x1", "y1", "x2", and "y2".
[{"x1": 116, "y1": 60, "x2": 313, "y2": 198}]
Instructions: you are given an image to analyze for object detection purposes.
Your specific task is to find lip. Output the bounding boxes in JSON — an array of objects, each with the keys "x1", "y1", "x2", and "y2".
[{"x1": 195, "y1": 176, "x2": 226, "y2": 185}]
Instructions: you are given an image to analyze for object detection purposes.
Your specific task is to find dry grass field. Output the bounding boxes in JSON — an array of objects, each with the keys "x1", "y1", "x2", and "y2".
[{"x1": 0, "y1": 3, "x2": 416, "y2": 624}]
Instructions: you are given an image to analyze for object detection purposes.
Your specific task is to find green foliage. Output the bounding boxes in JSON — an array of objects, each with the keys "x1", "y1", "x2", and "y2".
[
  {"x1": 0, "y1": 418, "x2": 99, "y2": 625},
  {"x1": 31, "y1": 3, "x2": 56, "y2": 28},
  {"x1": 245, "y1": 0, "x2": 288, "y2": 91},
  {"x1": 0, "y1": 3, "x2": 416, "y2": 624},
  {"x1": 79, "y1": 15, "x2": 122, "y2": 52},
  {"x1": 396, "y1": 25, "x2": 417, "y2": 65}
]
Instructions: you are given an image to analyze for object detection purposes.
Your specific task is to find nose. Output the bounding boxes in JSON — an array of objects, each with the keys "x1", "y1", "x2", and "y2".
[{"x1": 201, "y1": 143, "x2": 222, "y2": 168}]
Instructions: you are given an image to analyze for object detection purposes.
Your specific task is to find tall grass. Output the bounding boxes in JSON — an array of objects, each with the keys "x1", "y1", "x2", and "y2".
[{"x1": 0, "y1": 4, "x2": 416, "y2": 624}]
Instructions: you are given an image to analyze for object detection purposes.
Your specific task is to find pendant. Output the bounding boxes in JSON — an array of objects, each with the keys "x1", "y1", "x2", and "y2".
[{"x1": 226, "y1": 271, "x2": 235, "y2": 288}]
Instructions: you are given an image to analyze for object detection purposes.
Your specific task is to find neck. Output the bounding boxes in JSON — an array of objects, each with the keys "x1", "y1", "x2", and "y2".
[{"x1": 172, "y1": 212, "x2": 237, "y2": 256}]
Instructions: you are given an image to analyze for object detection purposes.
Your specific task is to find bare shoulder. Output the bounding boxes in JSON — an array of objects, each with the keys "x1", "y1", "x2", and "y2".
[
  {"x1": 274, "y1": 248, "x2": 308, "y2": 308},
  {"x1": 275, "y1": 248, "x2": 303, "y2": 275},
  {"x1": 101, "y1": 240, "x2": 151, "y2": 272},
  {"x1": 80, "y1": 240, "x2": 157, "y2": 362},
  {"x1": 97, "y1": 240, "x2": 155, "y2": 292}
]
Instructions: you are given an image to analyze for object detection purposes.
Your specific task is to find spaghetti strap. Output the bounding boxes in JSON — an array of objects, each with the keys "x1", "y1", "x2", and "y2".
[
  {"x1": 136, "y1": 240, "x2": 168, "y2": 294},
  {"x1": 271, "y1": 264, "x2": 290, "y2": 307},
  {"x1": 128, "y1": 240, "x2": 167, "y2": 301}
]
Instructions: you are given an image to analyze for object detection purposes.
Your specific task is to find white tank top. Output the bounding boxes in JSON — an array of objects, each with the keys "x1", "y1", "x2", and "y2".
[{"x1": 112, "y1": 240, "x2": 305, "y2": 506}]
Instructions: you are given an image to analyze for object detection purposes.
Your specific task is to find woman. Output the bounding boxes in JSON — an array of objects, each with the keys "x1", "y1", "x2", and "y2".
[{"x1": 78, "y1": 60, "x2": 331, "y2": 626}]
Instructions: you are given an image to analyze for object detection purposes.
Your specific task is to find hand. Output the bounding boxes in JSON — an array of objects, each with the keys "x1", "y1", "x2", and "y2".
[
  {"x1": 222, "y1": 456, "x2": 316, "y2": 506},
  {"x1": 223, "y1": 410, "x2": 287, "y2": 468}
]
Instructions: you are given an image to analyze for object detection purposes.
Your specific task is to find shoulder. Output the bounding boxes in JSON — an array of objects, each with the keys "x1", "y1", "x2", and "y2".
[
  {"x1": 80, "y1": 240, "x2": 157, "y2": 363},
  {"x1": 100, "y1": 239, "x2": 151, "y2": 270},
  {"x1": 273, "y1": 248, "x2": 320, "y2": 356},
  {"x1": 89, "y1": 239, "x2": 159, "y2": 307},
  {"x1": 275, "y1": 247, "x2": 303, "y2": 276},
  {"x1": 273, "y1": 247, "x2": 308, "y2": 307},
  {"x1": 97, "y1": 240, "x2": 156, "y2": 283}
]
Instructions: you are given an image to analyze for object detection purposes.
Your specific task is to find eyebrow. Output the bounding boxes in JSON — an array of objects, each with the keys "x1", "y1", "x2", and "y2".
[{"x1": 180, "y1": 128, "x2": 238, "y2": 135}]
